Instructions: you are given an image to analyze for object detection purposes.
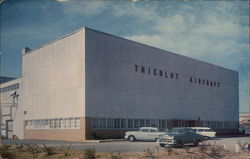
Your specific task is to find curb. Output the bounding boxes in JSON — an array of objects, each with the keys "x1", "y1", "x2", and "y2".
[
  {"x1": 84, "y1": 139, "x2": 125, "y2": 143},
  {"x1": 99, "y1": 139, "x2": 125, "y2": 143}
]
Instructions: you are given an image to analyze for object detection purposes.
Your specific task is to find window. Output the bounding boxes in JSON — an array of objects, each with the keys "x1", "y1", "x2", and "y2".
[
  {"x1": 114, "y1": 119, "x2": 120, "y2": 128},
  {"x1": 65, "y1": 118, "x2": 70, "y2": 128},
  {"x1": 139, "y1": 119, "x2": 145, "y2": 127},
  {"x1": 150, "y1": 120, "x2": 157, "y2": 127},
  {"x1": 55, "y1": 119, "x2": 59, "y2": 128},
  {"x1": 107, "y1": 118, "x2": 113, "y2": 128},
  {"x1": 159, "y1": 120, "x2": 165, "y2": 129},
  {"x1": 150, "y1": 129, "x2": 157, "y2": 133},
  {"x1": 25, "y1": 117, "x2": 81, "y2": 129},
  {"x1": 141, "y1": 129, "x2": 148, "y2": 132},
  {"x1": 61, "y1": 119, "x2": 66, "y2": 128},
  {"x1": 134, "y1": 119, "x2": 139, "y2": 128},
  {"x1": 70, "y1": 118, "x2": 74, "y2": 128},
  {"x1": 59, "y1": 119, "x2": 63, "y2": 128},
  {"x1": 146, "y1": 120, "x2": 150, "y2": 127},
  {"x1": 121, "y1": 119, "x2": 126, "y2": 128},
  {"x1": 91, "y1": 118, "x2": 98, "y2": 128},
  {"x1": 0, "y1": 83, "x2": 19, "y2": 93},
  {"x1": 75, "y1": 118, "x2": 80, "y2": 128},
  {"x1": 128, "y1": 119, "x2": 133, "y2": 128},
  {"x1": 99, "y1": 118, "x2": 106, "y2": 128},
  {"x1": 49, "y1": 119, "x2": 54, "y2": 128}
]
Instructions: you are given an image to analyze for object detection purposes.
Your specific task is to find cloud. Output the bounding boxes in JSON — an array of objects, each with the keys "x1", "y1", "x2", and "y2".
[
  {"x1": 118, "y1": 2, "x2": 248, "y2": 71},
  {"x1": 55, "y1": 0, "x2": 69, "y2": 2},
  {"x1": 59, "y1": 0, "x2": 106, "y2": 15},
  {"x1": 111, "y1": 1, "x2": 249, "y2": 112}
]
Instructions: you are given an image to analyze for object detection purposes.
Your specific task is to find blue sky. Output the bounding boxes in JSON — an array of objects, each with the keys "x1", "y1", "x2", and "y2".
[{"x1": 1, "y1": 0, "x2": 249, "y2": 112}]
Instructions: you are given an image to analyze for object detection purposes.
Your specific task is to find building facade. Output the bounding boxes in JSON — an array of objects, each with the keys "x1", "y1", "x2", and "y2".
[{"x1": 0, "y1": 27, "x2": 239, "y2": 141}]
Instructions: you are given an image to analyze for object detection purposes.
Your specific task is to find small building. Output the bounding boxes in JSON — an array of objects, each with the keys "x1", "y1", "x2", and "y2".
[
  {"x1": 240, "y1": 112, "x2": 250, "y2": 127},
  {"x1": 0, "y1": 27, "x2": 239, "y2": 141},
  {"x1": 0, "y1": 78, "x2": 20, "y2": 138}
]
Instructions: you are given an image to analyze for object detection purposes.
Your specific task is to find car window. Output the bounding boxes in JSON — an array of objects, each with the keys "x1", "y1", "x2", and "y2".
[
  {"x1": 204, "y1": 129, "x2": 212, "y2": 132},
  {"x1": 141, "y1": 129, "x2": 149, "y2": 132},
  {"x1": 172, "y1": 128, "x2": 183, "y2": 133},
  {"x1": 198, "y1": 129, "x2": 204, "y2": 132},
  {"x1": 150, "y1": 129, "x2": 157, "y2": 133},
  {"x1": 184, "y1": 128, "x2": 194, "y2": 133}
]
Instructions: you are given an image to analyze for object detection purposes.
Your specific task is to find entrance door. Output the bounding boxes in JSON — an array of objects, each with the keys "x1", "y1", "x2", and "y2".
[{"x1": 6, "y1": 120, "x2": 13, "y2": 139}]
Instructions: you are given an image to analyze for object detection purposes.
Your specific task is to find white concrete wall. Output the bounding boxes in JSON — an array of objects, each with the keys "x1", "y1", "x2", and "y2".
[
  {"x1": 85, "y1": 28, "x2": 239, "y2": 122},
  {"x1": 22, "y1": 29, "x2": 85, "y2": 120}
]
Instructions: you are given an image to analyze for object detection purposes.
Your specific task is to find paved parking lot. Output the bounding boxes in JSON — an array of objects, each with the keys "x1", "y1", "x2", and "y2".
[{"x1": 2, "y1": 135, "x2": 250, "y2": 152}]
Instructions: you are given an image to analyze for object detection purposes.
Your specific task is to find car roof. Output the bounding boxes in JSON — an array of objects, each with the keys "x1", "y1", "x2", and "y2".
[
  {"x1": 172, "y1": 127, "x2": 192, "y2": 129},
  {"x1": 189, "y1": 127, "x2": 212, "y2": 129},
  {"x1": 140, "y1": 127, "x2": 158, "y2": 129}
]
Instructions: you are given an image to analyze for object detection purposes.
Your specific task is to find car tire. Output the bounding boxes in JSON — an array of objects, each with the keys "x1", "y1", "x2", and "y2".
[
  {"x1": 204, "y1": 136, "x2": 209, "y2": 140},
  {"x1": 193, "y1": 140, "x2": 199, "y2": 146},
  {"x1": 176, "y1": 140, "x2": 183, "y2": 148},
  {"x1": 155, "y1": 138, "x2": 158, "y2": 142},
  {"x1": 159, "y1": 143, "x2": 165, "y2": 147},
  {"x1": 128, "y1": 136, "x2": 136, "y2": 142}
]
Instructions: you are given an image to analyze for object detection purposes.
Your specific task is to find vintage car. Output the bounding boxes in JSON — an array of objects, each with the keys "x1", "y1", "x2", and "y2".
[
  {"x1": 124, "y1": 127, "x2": 165, "y2": 142},
  {"x1": 189, "y1": 127, "x2": 216, "y2": 139},
  {"x1": 157, "y1": 127, "x2": 204, "y2": 147}
]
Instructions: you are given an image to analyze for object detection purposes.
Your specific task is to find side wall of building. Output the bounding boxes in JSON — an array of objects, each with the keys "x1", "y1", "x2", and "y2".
[
  {"x1": 85, "y1": 28, "x2": 239, "y2": 138},
  {"x1": 22, "y1": 29, "x2": 86, "y2": 141}
]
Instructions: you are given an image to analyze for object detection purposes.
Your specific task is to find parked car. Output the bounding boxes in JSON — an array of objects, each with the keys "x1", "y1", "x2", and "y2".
[
  {"x1": 189, "y1": 127, "x2": 216, "y2": 139},
  {"x1": 124, "y1": 127, "x2": 165, "y2": 142},
  {"x1": 157, "y1": 127, "x2": 204, "y2": 147}
]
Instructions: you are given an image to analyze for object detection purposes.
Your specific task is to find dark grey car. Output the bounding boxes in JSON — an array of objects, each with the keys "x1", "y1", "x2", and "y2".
[{"x1": 157, "y1": 127, "x2": 204, "y2": 147}]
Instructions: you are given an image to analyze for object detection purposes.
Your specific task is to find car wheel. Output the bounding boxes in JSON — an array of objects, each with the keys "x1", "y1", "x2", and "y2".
[
  {"x1": 159, "y1": 143, "x2": 165, "y2": 147},
  {"x1": 204, "y1": 136, "x2": 209, "y2": 140},
  {"x1": 155, "y1": 138, "x2": 158, "y2": 142},
  {"x1": 176, "y1": 140, "x2": 183, "y2": 148},
  {"x1": 194, "y1": 140, "x2": 199, "y2": 146},
  {"x1": 128, "y1": 136, "x2": 136, "y2": 142}
]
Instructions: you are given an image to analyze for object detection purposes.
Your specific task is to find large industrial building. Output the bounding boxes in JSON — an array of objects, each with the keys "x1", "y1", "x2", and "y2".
[{"x1": 0, "y1": 27, "x2": 239, "y2": 141}]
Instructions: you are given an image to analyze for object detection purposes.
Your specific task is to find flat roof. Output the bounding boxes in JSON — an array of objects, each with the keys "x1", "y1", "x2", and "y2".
[{"x1": 0, "y1": 76, "x2": 16, "y2": 84}]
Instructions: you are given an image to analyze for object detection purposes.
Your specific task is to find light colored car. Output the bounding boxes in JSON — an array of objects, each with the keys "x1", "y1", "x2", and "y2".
[
  {"x1": 124, "y1": 127, "x2": 164, "y2": 142},
  {"x1": 157, "y1": 127, "x2": 204, "y2": 147},
  {"x1": 189, "y1": 127, "x2": 216, "y2": 138}
]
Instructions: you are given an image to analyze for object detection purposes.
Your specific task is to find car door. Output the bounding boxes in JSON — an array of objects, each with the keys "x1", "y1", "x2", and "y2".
[
  {"x1": 148, "y1": 129, "x2": 159, "y2": 141},
  {"x1": 137, "y1": 128, "x2": 149, "y2": 140},
  {"x1": 183, "y1": 129, "x2": 195, "y2": 143}
]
